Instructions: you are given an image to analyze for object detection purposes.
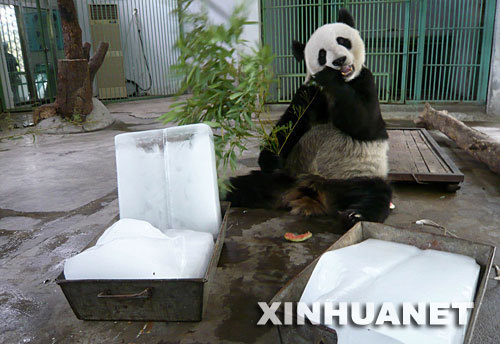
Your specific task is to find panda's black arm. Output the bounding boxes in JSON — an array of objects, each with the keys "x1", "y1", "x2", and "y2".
[
  {"x1": 258, "y1": 85, "x2": 319, "y2": 172},
  {"x1": 315, "y1": 67, "x2": 387, "y2": 141}
]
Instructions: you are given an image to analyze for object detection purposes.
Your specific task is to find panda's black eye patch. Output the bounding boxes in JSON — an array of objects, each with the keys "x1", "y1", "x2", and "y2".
[
  {"x1": 318, "y1": 49, "x2": 326, "y2": 65},
  {"x1": 337, "y1": 37, "x2": 352, "y2": 49}
]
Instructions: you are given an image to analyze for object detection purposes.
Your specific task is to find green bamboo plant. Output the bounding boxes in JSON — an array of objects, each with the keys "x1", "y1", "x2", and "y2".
[{"x1": 160, "y1": 0, "x2": 310, "y2": 191}]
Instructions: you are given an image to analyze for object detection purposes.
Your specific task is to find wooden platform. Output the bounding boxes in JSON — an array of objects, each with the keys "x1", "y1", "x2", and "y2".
[{"x1": 388, "y1": 128, "x2": 464, "y2": 185}]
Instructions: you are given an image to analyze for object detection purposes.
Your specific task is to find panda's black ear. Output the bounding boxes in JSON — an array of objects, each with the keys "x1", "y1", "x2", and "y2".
[
  {"x1": 292, "y1": 40, "x2": 305, "y2": 62},
  {"x1": 338, "y1": 8, "x2": 355, "y2": 28}
]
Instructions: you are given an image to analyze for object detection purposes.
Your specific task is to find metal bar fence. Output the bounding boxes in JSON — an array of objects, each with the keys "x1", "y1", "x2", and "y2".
[
  {"x1": 0, "y1": 0, "x2": 61, "y2": 110},
  {"x1": 0, "y1": 0, "x2": 182, "y2": 111},
  {"x1": 261, "y1": 0, "x2": 497, "y2": 104}
]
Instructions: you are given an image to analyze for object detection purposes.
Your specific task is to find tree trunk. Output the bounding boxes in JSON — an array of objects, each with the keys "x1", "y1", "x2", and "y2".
[
  {"x1": 88, "y1": 42, "x2": 109, "y2": 84},
  {"x1": 415, "y1": 103, "x2": 500, "y2": 175},
  {"x1": 54, "y1": 59, "x2": 92, "y2": 117},
  {"x1": 82, "y1": 42, "x2": 91, "y2": 61},
  {"x1": 33, "y1": 0, "x2": 109, "y2": 124},
  {"x1": 57, "y1": 0, "x2": 83, "y2": 59}
]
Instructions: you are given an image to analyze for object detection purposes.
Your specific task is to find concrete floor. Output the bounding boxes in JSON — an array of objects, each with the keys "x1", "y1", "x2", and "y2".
[{"x1": 0, "y1": 98, "x2": 499, "y2": 344}]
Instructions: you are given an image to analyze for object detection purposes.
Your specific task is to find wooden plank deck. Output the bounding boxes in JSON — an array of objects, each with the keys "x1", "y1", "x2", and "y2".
[{"x1": 387, "y1": 128, "x2": 464, "y2": 184}]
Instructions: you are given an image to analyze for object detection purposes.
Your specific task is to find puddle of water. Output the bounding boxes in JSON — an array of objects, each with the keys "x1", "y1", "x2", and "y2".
[{"x1": 109, "y1": 120, "x2": 137, "y2": 132}]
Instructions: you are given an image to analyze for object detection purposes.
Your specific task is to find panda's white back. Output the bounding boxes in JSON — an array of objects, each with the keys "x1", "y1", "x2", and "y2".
[{"x1": 284, "y1": 124, "x2": 388, "y2": 179}]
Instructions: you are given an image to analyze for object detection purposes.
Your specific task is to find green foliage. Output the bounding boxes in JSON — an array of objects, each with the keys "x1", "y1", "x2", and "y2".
[
  {"x1": 160, "y1": 1, "x2": 276, "y2": 182},
  {"x1": 161, "y1": 1, "x2": 318, "y2": 192},
  {"x1": 263, "y1": 88, "x2": 319, "y2": 156},
  {"x1": 70, "y1": 112, "x2": 83, "y2": 124}
]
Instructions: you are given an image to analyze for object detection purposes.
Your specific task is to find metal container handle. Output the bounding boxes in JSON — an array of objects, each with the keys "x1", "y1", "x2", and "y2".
[{"x1": 97, "y1": 288, "x2": 152, "y2": 299}]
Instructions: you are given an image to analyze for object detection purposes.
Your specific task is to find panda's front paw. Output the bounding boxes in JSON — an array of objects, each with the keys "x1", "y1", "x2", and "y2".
[
  {"x1": 312, "y1": 67, "x2": 344, "y2": 87},
  {"x1": 338, "y1": 209, "x2": 363, "y2": 230}
]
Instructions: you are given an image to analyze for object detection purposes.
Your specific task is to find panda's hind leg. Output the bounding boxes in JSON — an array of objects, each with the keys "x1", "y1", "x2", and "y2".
[
  {"x1": 280, "y1": 175, "x2": 329, "y2": 216},
  {"x1": 335, "y1": 177, "x2": 392, "y2": 229},
  {"x1": 280, "y1": 175, "x2": 392, "y2": 230}
]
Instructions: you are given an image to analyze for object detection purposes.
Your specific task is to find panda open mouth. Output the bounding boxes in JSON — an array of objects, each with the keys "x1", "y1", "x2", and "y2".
[{"x1": 341, "y1": 64, "x2": 354, "y2": 77}]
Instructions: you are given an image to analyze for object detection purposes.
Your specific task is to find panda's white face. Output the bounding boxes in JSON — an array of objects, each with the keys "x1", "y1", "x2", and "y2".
[{"x1": 304, "y1": 23, "x2": 365, "y2": 82}]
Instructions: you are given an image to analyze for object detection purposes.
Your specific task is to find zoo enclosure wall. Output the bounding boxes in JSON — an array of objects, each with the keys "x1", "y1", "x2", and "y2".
[
  {"x1": 0, "y1": 0, "x2": 182, "y2": 112},
  {"x1": 261, "y1": 0, "x2": 497, "y2": 104},
  {"x1": 0, "y1": 0, "x2": 497, "y2": 112}
]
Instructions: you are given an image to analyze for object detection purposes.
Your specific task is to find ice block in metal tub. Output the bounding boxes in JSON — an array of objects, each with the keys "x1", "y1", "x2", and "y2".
[
  {"x1": 270, "y1": 222, "x2": 496, "y2": 344},
  {"x1": 56, "y1": 203, "x2": 230, "y2": 322},
  {"x1": 115, "y1": 124, "x2": 221, "y2": 237}
]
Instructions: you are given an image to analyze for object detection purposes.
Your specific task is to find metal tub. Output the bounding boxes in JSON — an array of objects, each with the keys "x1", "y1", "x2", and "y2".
[
  {"x1": 270, "y1": 221, "x2": 496, "y2": 344},
  {"x1": 56, "y1": 202, "x2": 230, "y2": 322}
]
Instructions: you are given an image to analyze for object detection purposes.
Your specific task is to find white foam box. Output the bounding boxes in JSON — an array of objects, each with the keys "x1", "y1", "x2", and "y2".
[
  {"x1": 270, "y1": 222, "x2": 496, "y2": 344},
  {"x1": 56, "y1": 203, "x2": 230, "y2": 322}
]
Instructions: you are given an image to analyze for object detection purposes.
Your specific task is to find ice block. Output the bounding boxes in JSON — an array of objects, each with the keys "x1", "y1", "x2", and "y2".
[
  {"x1": 299, "y1": 239, "x2": 480, "y2": 344},
  {"x1": 114, "y1": 124, "x2": 221, "y2": 237},
  {"x1": 96, "y1": 218, "x2": 168, "y2": 245},
  {"x1": 300, "y1": 239, "x2": 420, "y2": 310},
  {"x1": 64, "y1": 220, "x2": 215, "y2": 280}
]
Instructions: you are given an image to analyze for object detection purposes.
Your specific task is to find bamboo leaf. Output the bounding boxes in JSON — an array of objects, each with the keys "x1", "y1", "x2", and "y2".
[
  {"x1": 161, "y1": 0, "x2": 276, "y2": 190},
  {"x1": 203, "y1": 121, "x2": 221, "y2": 128}
]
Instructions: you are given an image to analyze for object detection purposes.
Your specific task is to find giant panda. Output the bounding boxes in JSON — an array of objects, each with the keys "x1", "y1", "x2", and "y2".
[{"x1": 226, "y1": 8, "x2": 392, "y2": 230}]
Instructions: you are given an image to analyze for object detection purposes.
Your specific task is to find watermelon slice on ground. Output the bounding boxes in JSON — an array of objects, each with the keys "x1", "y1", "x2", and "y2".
[{"x1": 284, "y1": 231, "x2": 312, "y2": 242}]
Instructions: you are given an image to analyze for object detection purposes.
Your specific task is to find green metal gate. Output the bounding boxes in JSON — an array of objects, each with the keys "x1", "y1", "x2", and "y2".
[
  {"x1": 0, "y1": 0, "x2": 181, "y2": 112},
  {"x1": 0, "y1": 0, "x2": 63, "y2": 111},
  {"x1": 261, "y1": 0, "x2": 497, "y2": 103}
]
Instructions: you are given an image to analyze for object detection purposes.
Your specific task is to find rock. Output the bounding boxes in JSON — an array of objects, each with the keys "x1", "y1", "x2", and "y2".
[
  {"x1": 36, "y1": 98, "x2": 114, "y2": 134},
  {"x1": 82, "y1": 98, "x2": 114, "y2": 132},
  {"x1": 36, "y1": 116, "x2": 82, "y2": 134}
]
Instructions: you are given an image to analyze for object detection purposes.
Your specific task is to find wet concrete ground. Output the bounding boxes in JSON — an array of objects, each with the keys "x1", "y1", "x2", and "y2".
[{"x1": 1, "y1": 98, "x2": 500, "y2": 343}]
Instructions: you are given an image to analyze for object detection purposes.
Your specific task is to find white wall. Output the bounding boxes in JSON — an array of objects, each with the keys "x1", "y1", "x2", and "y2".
[
  {"x1": 74, "y1": 0, "x2": 260, "y2": 98},
  {"x1": 188, "y1": 0, "x2": 260, "y2": 50},
  {"x1": 76, "y1": 0, "x2": 181, "y2": 97}
]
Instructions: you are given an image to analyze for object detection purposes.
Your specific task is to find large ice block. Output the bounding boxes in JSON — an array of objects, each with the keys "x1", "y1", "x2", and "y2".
[
  {"x1": 115, "y1": 124, "x2": 221, "y2": 237},
  {"x1": 299, "y1": 239, "x2": 480, "y2": 344},
  {"x1": 300, "y1": 239, "x2": 420, "y2": 310},
  {"x1": 64, "y1": 220, "x2": 215, "y2": 280},
  {"x1": 96, "y1": 218, "x2": 168, "y2": 245}
]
